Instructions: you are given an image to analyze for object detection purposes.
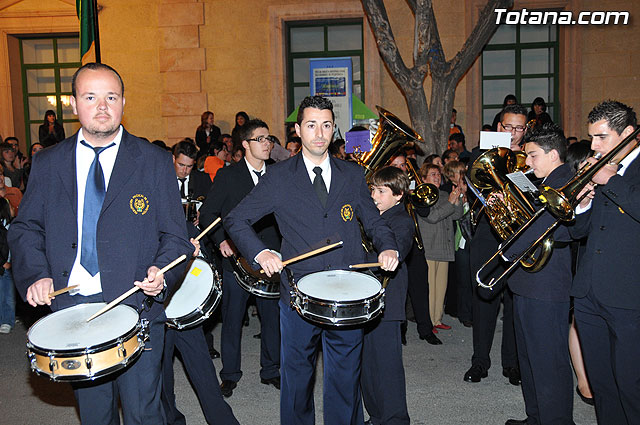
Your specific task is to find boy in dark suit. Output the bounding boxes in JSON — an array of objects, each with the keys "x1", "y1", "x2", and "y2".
[
  {"x1": 502, "y1": 123, "x2": 575, "y2": 425},
  {"x1": 362, "y1": 166, "x2": 414, "y2": 425}
]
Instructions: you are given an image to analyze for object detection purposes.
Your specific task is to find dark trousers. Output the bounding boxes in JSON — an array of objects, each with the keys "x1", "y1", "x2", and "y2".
[
  {"x1": 220, "y1": 269, "x2": 280, "y2": 382},
  {"x1": 405, "y1": 242, "x2": 433, "y2": 337},
  {"x1": 470, "y1": 247, "x2": 517, "y2": 371},
  {"x1": 513, "y1": 295, "x2": 573, "y2": 425},
  {"x1": 574, "y1": 290, "x2": 640, "y2": 425},
  {"x1": 361, "y1": 320, "x2": 410, "y2": 425},
  {"x1": 72, "y1": 313, "x2": 166, "y2": 425},
  {"x1": 162, "y1": 326, "x2": 238, "y2": 425},
  {"x1": 454, "y1": 245, "x2": 472, "y2": 323},
  {"x1": 280, "y1": 301, "x2": 364, "y2": 425}
]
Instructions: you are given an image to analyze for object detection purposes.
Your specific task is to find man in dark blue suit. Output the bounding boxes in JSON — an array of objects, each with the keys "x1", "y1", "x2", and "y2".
[
  {"x1": 225, "y1": 96, "x2": 399, "y2": 425},
  {"x1": 570, "y1": 100, "x2": 640, "y2": 425},
  {"x1": 199, "y1": 119, "x2": 282, "y2": 398},
  {"x1": 502, "y1": 124, "x2": 575, "y2": 425},
  {"x1": 8, "y1": 63, "x2": 194, "y2": 424}
]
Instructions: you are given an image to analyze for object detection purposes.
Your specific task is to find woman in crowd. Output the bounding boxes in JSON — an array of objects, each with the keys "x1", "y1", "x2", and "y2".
[
  {"x1": 0, "y1": 142, "x2": 23, "y2": 191},
  {"x1": 527, "y1": 97, "x2": 553, "y2": 130},
  {"x1": 22, "y1": 142, "x2": 44, "y2": 189},
  {"x1": 195, "y1": 111, "x2": 221, "y2": 161},
  {"x1": 38, "y1": 110, "x2": 65, "y2": 147},
  {"x1": 418, "y1": 163, "x2": 464, "y2": 332},
  {"x1": 231, "y1": 111, "x2": 250, "y2": 147}
]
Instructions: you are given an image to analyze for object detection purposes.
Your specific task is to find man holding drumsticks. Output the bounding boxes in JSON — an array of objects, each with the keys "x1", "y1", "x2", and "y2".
[
  {"x1": 225, "y1": 96, "x2": 399, "y2": 425},
  {"x1": 8, "y1": 63, "x2": 193, "y2": 424}
]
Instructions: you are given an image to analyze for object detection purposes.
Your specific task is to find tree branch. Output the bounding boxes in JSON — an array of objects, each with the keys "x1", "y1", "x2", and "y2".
[{"x1": 362, "y1": 0, "x2": 412, "y2": 89}]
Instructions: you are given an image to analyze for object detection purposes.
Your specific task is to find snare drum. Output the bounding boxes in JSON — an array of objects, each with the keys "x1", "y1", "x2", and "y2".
[
  {"x1": 290, "y1": 270, "x2": 385, "y2": 326},
  {"x1": 27, "y1": 303, "x2": 146, "y2": 382},
  {"x1": 230, "y1": 255, "x2": 280, "y2": 298},
  {"x1": 165, "y1": 257, "x2": 222, "y2": 330}
]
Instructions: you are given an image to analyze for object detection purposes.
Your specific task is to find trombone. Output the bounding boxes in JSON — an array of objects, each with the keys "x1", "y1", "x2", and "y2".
[{"x1": 476, "y1": 125, "x2": 640, "y2": 290}]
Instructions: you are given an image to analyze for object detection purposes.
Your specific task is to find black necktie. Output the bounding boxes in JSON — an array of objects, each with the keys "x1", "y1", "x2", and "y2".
[
  {"x1": 80, "y1": 140, "x2": 115, "y2": 276},
  {"x1": 178, "y1": 178, "x2": 187, "y2": 198},
  {"x1": 313, "y1": 166, "x2": 328, "y2": 208},
  {"x1": 253, "y1": 170, "x2": 262, "y2": 182}
]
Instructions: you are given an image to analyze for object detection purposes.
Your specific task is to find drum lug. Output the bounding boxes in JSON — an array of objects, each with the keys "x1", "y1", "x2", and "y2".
[
  {"x1": 85, "y1": 355, "x2": 93, "y2": 371},
  {"x1": 139, "y1": 319, "x2": 150, "y2": 343},
  {"x1": 117, "y1": 343, "x2": 127, "y2": 359},
  {"x1": 27, "y1": 351, "x2": 37, "y2": 371},
  {"x1": 48, "y1": 354, "x2": 58, "y2": 373},
  {"x1": 364, "y1": 299, "x2": 371, "y2": 318}
]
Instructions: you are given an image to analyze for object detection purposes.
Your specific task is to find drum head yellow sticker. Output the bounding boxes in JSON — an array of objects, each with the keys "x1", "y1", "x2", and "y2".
[
  {"x1": 341, "y1": 204, "x2": 353, "y2": 222},
  {"x1": 190, "y1": 267, "x2": 202, "y2": 277}
]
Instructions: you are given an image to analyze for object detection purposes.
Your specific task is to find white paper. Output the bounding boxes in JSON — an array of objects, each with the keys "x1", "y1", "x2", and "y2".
[
  {"x1": 507, "y1": 171, "x2": 538, "y2": 193},
  {"x1": 480, "y1": 131, "x2": 511, "y2": 150}
]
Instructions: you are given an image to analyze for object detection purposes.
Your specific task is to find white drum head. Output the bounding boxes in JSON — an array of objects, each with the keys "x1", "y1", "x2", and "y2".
[
  {"x1": 297, "y1": 270, "x2": 381, "y2": 301},
  {"x1": 165, "y1": 257, "x2": 214, "y2": 318},
  {"x1": 27, "y1": 303, "x2": 139, "y2": 350}
]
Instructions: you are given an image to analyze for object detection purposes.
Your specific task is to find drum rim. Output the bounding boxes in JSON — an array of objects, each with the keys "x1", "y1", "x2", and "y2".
[
  {"x1": 164, "y1": 257, "x2": 218, "y2": 318},
  {"x1": 26, "y1": 303, "x2": 140, "y2": 354},
  {"x1": 165, "y1": 270, "x2": 222, "y2": 329},
  {"x1": 232, "y1": 268, "x2": 280, "y2": 298}
]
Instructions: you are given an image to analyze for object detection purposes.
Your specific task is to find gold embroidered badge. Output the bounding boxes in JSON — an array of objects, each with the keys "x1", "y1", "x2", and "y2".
[
  {"x1": 341, "y1": 204, "x2": 353, "y2": 222},
  {"x1": 129, "y1": 194, "x2": 149, "y2": 215}
]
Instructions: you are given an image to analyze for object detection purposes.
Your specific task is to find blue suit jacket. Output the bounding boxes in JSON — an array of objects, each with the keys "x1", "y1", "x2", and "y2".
[
  {"x1": 224, "y1": 154, "x2": 398, "y2": 304},
  {"x1": 569, "y1": 151, "x2": 640, "y2": 310},
  {"x1": 8, "y1": 129, "x2": 193, "y2": 319}
]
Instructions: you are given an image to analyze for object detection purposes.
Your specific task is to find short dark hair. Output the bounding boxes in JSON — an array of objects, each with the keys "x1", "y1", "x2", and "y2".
[
  {"x1": 297, "y1": 96, "x2": 335, "y2": 126},
  {"x1": 448, "y1": 132, "x2": 465, "y2": 146},
  {"x1": 238, "y1": 119, "x2": 269, "y2": 143},
  {"x1": 500, "y1": 103, "x2": 528, "y2": 121},
  {"x1": 424, "y1": 154, "x2": 441, "y2": 165},
  {"x1": 209, "y1": 140, "x2": 225, "y2": 155},
  {"x1": 370, "y1": 166, "x2": 409, "y2": 197},
  {"x1": 3, "y1": 137, "x2": 18, "y2": 145},
  {"x1": 523, "y1": 122, "x2": 567, "y2": 162},
  {"x1": 587, "y1": 100, "x2": 637, "y2": 135},
  {"x1": 72, "y1": 63, "x2": 124, "y2": 97},
  {"x1": 566, "y1": 140, "x2": 593, "y2": 172},
  {"x1": 172, "y1": 140, "x2": 198, "y2": 160},
  {"x1": 482, "y1": 124, "x2": 492, "y2": 131},
  {"x1": 0, "y1": 142, "x2": 13, "y2": 152}
]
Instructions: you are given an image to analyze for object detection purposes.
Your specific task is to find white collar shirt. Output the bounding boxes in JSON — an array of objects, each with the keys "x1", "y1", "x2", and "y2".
[
  {"x1": 245, "y1": 158, "x2": 266, "y2": 186},
  {"x1": 69, "y1": 126, "x2": 123, "y2": 296},
  {"x1": 302, "y1": 152, "x2": 331, "y2": 192}
]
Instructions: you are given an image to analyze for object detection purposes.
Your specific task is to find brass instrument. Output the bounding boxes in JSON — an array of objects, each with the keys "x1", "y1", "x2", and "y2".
[
  {"x1": 476, "y1": 125, "x2": 640, "y2": 290},
  {"x1": 405, "y1": 157, "x2": 438, "y2": 250},
  {"x1": 469, "y1": 147, "x2": 550, "y2": 274},
  {"x1": 354, "y1": 106, "x2": 439, "y2": 251}
]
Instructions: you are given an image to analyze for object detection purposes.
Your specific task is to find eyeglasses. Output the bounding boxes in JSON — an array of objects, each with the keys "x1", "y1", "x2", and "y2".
[
  {"x1": 247, "y1": 135, "x2": 272, "y2": 144},
  {"x1": 501, "y1": 123, "x2": 526, "y2": 132}
]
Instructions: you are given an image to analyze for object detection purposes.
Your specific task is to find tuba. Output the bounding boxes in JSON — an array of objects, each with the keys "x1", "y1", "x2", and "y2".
[{"x1": 469, "y1": 147, "x2": 552, "y2": 272}]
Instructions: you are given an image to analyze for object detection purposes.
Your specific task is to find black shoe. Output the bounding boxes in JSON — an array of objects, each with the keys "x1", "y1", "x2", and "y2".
[
  {"x1": 460, "y1": 320, "x2": 472, "y2": 328},
  {"x1": 253, "y1": 332, "x2": 261, "y2": 339},
  {"x1": 503, "y1": 367, "x2": 521, "y2": 386},
  {"x1": 260, "y1": 376, "x2": 280, "y2": 390},
  {"x1": 576, "y1": 386, "x2": 595, "y2": 406},
  {"x1": 419, "y1": 333, "x2": 442, "y2": 345},
  {"x1": 464, "y1": 364, "x2": 488, "y2": 383},
  {"x1": 243, "y1": 317, "x2": 250, "y2": 327},
  {"x1": 505, "y1": 419, "x2": 528, "y2": 425},
  {"x1": 401, "y1": 334, "x2": 407, "y2": 345},
  {"x1": 209, "y1": 347, "x2": 220, "y2": 359},
  {"x1": 220, "y1": 380, "x2": 237, "y2": 398}
]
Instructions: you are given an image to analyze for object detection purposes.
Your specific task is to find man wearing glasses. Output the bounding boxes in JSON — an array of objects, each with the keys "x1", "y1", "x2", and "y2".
[
  {"x1": 464, "y1": 103, "x2": 528, "y2": 386},
  {"x1": 199, "y1": 119, "x2": 281, "y2": 398}
]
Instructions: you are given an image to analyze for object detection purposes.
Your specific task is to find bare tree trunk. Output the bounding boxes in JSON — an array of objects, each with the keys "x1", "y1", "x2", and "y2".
[{"x1": 362, "y1": 0, "x2": 514, "y2": 156}]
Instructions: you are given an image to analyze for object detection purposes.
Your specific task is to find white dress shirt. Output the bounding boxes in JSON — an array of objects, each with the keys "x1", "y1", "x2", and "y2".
[
  {"x1": 68, "y1": 126, "x2": 123, "y2": 296},
  {"x1": 301, "y1": 152, "x2": 331, "y2": 191},
  {"x1": 245, "y1": 158, "x2": 266, "y2": 186}
]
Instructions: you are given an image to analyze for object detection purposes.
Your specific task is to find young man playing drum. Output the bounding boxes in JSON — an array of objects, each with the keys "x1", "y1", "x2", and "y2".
[
  {"x1": 224, "y1": 96, "x2": 399, "y2": 425},
  {"x1": 362, "y1": 166, "x2": 414, "y2": 424},
  {"x1": 8, "y1": 63, "x2": 194, "y2": 424}
]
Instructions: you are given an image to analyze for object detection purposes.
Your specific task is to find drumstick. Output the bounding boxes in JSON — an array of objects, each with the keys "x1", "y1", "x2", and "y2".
[
  {"x1": 259, "y1": 241, "x2": 344, "y2": 274},
  {"x1": 195, "y1": 217, "x2": 222, "y2": 241},
  {"x1": 48, "y1": 285, "x2": 79, "y2": 298},
  {"x1": 348, "y1": 262, "x2": 382, "y2": 269},
  {"x1": 86, "y1": 254, "x2": 188, "y2": 322}
]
